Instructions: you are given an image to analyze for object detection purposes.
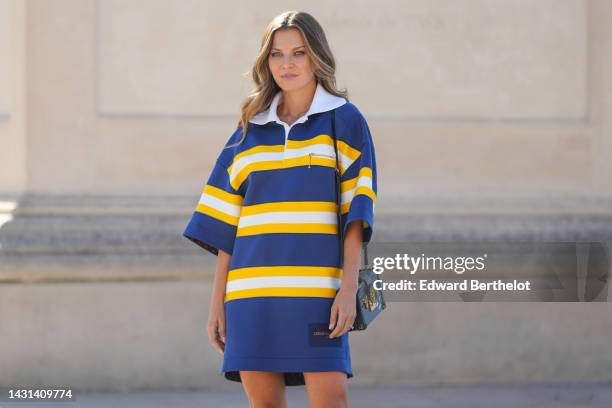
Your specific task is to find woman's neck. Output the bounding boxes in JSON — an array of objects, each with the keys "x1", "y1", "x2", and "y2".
[{"x1": 277, "y1": 80, "x2": 317, "y2": 125}]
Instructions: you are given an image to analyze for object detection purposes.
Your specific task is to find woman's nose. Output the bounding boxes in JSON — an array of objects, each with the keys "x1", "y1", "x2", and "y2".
[{"x1": 282, "y1": 55, "x2": 295, "y2": 68}]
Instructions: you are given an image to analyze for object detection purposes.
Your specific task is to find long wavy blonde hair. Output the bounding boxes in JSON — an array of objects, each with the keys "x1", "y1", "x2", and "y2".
[{"x1": 226, "y1": 11, "x2": 348, "y2": 148}]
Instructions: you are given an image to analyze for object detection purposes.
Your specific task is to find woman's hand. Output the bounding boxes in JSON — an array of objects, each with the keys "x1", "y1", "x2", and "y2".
[
  {"x1": 207, "y1": 248, "x2": 231, "y2": 354},
  {"x1": 328, "y1": 220, "x2": 362, "y2": 338},
  {"x1": 328, "y1": 285, "x2": 358, "y2": 338},
  {"x1": 207, "y1": 300, "x2": 226, "y2": 354}
]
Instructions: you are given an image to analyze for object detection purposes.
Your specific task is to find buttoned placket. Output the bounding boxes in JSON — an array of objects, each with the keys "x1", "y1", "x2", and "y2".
[
  {"x1": 276, "y1": 115, "x2": 310, "y2": 152},
  {"x1": 248, "y1": 82, "x2": 347, "y2": 150}
]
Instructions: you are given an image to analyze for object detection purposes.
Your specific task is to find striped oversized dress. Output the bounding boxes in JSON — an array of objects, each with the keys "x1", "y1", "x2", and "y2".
[{"x1": 183, "y1": 82, "x2": 377, "y2": 386}]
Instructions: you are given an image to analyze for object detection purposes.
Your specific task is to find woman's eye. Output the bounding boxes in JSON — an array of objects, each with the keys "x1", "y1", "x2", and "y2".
[{"x1": 270, "y1": 51, "x2": 304, "y2": 57}]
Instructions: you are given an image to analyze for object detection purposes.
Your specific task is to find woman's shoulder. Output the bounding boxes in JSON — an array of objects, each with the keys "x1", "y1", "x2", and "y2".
[
  {"x1": 336, "y1": 101, "x2": 366, "y2": 122},
  {"x1": 335, "y1": 102, "x2": 372, "y2": 146},
  {"x1": 217, "y1": 119, "x2": 284, "y2": 168},
  {"x1": 214, "y1": 126, "x2": 244, "y2": 168}
]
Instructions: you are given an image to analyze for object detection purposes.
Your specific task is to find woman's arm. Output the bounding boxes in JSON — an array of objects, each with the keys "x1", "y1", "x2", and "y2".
[
  {"x1": 207, "y1": 249, "x2": 231, "y2": 353},
  {"x1": 329, "y1": 220, "x2": 362, "y2": 338}
]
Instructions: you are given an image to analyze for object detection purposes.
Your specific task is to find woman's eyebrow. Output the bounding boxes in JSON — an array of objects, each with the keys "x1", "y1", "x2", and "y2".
[{"x1": 271, "y1": 45, "x2": 305, "y2": 51}]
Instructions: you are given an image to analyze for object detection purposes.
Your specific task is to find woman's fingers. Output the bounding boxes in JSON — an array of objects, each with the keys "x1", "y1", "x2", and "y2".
[
  {"x1": 329, "y1": 311, "x2": 349, "y2": 338},
  {"x1": 206, "y1": 322, "x2": 218, "y2": 353},
  {"x1": 207, "y1": 320, "x2": 224, "y2": 354},
  {"x1": 340, "y1": 313, "x2": 355, "y2": 334},
  {"x1": 328, "y1": 303, "x2": 338, "y2": 331},
  {"x1": 218, "y1": 317, "x2": 226, "y2": 343},
  {"x1": 330, "y1": 308, "x2": 356, "y2": 338}
]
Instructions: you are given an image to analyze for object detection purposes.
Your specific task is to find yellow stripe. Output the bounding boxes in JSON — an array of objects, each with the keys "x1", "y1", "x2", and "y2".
[
  {"x1": 357, "y1": 166, "x2": 373, "y2": 179},
  {"x1": 228, "y1": 154, "x2": 345, "y2": 190},
  {"x1": 340, "y1": 167, "x2": 373, "y2": 193},
  {"x1": 283, "y1": 155, "x2": 337, "y2": 170},
  {"x1": 203, "y1": 184, "x2": 243, "y2": 205},
  {"x1": 227, "y1": 140, "x2": 360, "y2": 190},
  {"x1": 230, "y1": 157, "x2": 339, "y2": 190},
  {"x1": 241, "y1": 201, "x2": 337, "y2": 216},
  {"x1": 236, "y1": 223, "x2": 337, "y2": 236},
  {"x1": 225, "y1": 287, "x2": 337, "y2": 301},
  {"x1": 230, "y1": 159, "x2": 284, "y2": 191},
  {"x1": 286, "y1": 134, "x2": 333, "y2": 149},
  {"x1": 337, "y1": 139, "x2": 361, "y2": 161},
  {"x1": 286, "y1": 155, "x2": 335, "y2": 169},
  {"x1": 340, "y1": 187, "x2": 376, "y2": 215},
  {"x1": 340, "y1": 177, "x2": 357, "y2": 192},
  {"x1": 228, "y1": 144, "x2": 284, "y2": 172},
  {"x1": 227, "y1": 266, "x2": 342, "y2": 281},
  {"x1": 341, "y1": 202, "x2": 350, "y2": 215},
  {"x1": 354, "y1": 186, "x2": 377, "y2": 202},
  {"x1": 309, "y1": 156, "x2": 337, "y2": 169},
  {"x1": 282, "y1": 156, "x2": 309, "y2": 168},
  {"x1": 195, "y1": 203, "x2": 240, "y2": 226}
]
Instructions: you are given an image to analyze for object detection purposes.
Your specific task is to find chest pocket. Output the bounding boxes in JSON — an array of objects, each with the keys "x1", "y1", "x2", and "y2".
[
  {"x1": 284, "y1": 136, "x2": 338, "y2": 171},
  {"x1": 307, "y1": 151, "x2": 337, "y2": 170}
]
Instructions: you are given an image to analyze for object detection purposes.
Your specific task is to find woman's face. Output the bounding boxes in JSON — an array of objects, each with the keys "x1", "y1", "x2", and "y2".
[{"x1": 268, "y1": 28, "x2": 316, "y2": 92}]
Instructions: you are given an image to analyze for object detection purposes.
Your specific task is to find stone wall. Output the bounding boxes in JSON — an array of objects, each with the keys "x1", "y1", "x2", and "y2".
[{"x1": 1, "y1": 0, "x2": 611, "y2": 390}]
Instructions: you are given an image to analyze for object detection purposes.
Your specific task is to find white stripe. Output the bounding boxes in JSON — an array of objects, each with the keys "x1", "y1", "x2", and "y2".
[
  {"x1": 338, "y1": 151, "x2": 356, "y2": 172},
  {"x1": 284, "y1": 144, "x2": 336, "y2": 160},
  {"x1": 199, "y1": 193, "x2": 241, "y2": 217},
  {"x1": 341, "y1": 175, "x2": 373, "y2": 205},
  {"x1": 341, "y1": 189, "x2": 355, "y2": 206},
  {"x1": 356, "y1": 174, "x2": 373, "y2": 189},
  {"x1": 226, "y1": 276, "x2": 342, "y2": 292},
  {"x1": 229, "y1": 151, "x2": 284, "y2": 181},
  {"x1": 238, "y1": 211, "x2": 337, "y2": 228}
]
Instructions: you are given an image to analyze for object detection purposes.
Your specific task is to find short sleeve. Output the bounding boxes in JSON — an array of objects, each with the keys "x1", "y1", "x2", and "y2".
[
  {"x1": 182, "y1": 159, "x2": 243, "y2": 256},
  {"x1": 338, "y1": 114, "x2": 377, "y2": 244}
]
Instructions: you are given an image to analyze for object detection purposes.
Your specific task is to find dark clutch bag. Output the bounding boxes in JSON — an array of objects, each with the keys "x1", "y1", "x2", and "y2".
[
  {"x1": 330, "y1": 109, "x2": 387, "y2": 331},
  {"x1": 350, "y1": 244, "x2": 387, "y2": 330}
]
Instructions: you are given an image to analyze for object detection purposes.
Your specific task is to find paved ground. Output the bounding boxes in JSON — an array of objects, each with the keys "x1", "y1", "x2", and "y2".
[{"x1": 2, "y1": 383, "x2": 612, "y2": 408}]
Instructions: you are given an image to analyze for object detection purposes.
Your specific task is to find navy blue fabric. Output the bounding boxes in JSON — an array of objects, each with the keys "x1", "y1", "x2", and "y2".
[{"x1": 182, "y1": 101, "x2": 376, "y2": 386}]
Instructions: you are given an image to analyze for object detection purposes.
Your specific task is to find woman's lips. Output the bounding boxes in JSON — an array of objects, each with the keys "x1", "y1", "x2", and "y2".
[{"x1": 281, "y1": 74, "x2": 298, "y2": 79}]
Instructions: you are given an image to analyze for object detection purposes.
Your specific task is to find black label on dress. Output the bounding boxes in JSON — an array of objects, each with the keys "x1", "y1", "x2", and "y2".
[{"x1": 308, "y1": 323, "x2": 342, "y2": 347}]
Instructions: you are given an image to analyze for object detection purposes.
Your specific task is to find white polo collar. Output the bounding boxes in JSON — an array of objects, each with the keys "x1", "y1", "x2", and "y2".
[{"x1": 249, "y1": 81, "x2": 346, "y2": 126}]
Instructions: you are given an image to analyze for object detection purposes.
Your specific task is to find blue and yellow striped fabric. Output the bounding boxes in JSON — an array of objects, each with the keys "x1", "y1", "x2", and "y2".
[
  {"x1": 183, "y1": 102, "x2": 376, "y2": 303},
  {"x1": 182, "y1": 82, "x2": 377, "y2": 385}
]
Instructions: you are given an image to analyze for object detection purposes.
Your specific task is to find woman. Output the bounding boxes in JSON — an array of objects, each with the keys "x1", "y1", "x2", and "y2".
[{"x1": 183, "y1": 11, "x2": 377, "y2": 408}]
